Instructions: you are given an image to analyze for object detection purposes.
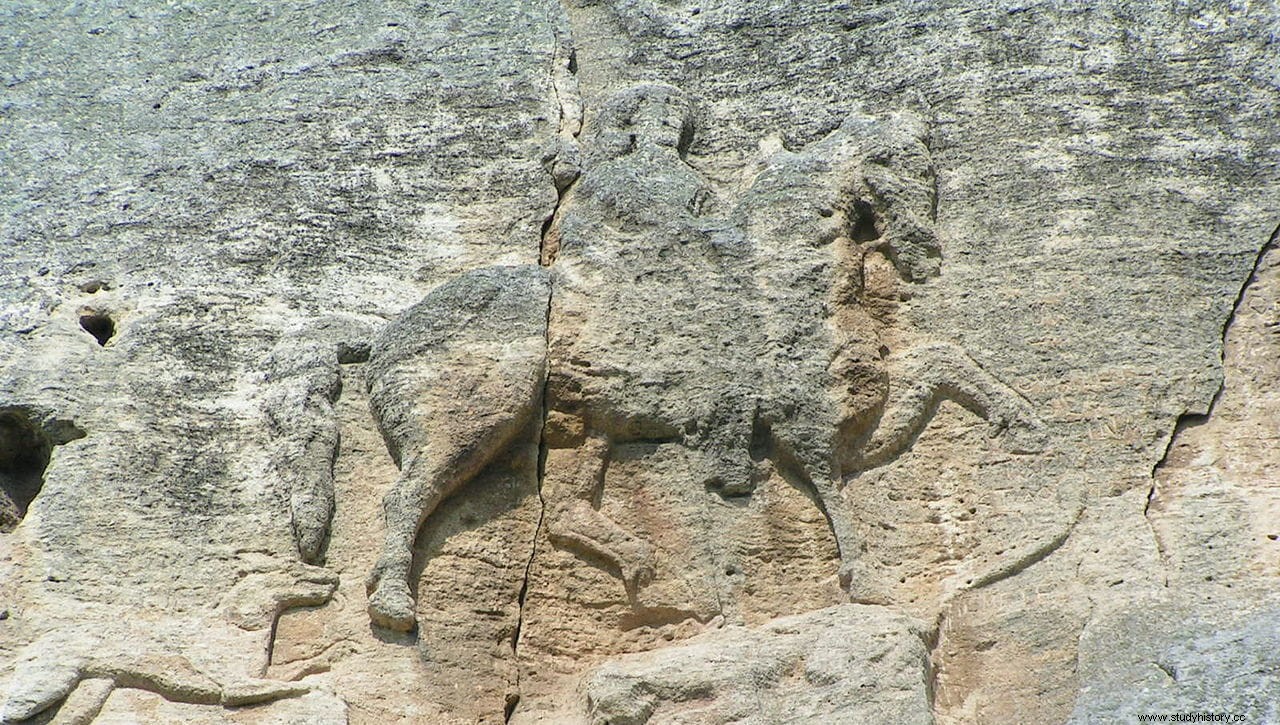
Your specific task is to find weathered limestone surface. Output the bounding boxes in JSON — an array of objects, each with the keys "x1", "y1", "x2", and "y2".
[
  {"x1": 1, "y1": 0, "x2": 561, "y2": 721},
  {"x1": 1070, "y1": 591, "x2": 1280, "y2": 724},
  {"x1": 2, "y1": 1, "x2": 1278, "y2": 723},
  {"x1": 583, "y1": 604, "x2": 934, "y2": 725},
  {"x1": 1069, "y1": 238, "x2": 1280, "y2": 723}
]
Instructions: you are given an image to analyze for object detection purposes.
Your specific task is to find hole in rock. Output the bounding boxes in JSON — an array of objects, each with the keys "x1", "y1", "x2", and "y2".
[
  {"x1": 0, "y1": 409, "x2": 84, "y2": 532},
  {"x1": 79, "y1": 313, "x2": 115, "y2": 345},
  {"x1": 851, "y1": 200, "x2": 881, "y2": 243}
]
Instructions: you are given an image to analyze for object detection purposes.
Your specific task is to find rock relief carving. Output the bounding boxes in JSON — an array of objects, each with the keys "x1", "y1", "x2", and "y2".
[
  {"x1": 1, "y1": 313, "x2": 348, "y2": 724},
  {"x1": 262, "y1": 316, "x2": 374, "y2": 564},
  {"x1": 0, "y1": 555, "x2": 336, "y2": 724},
  {"x1": 354, "y1": 83, "x2": 1049, "y2": 632}
]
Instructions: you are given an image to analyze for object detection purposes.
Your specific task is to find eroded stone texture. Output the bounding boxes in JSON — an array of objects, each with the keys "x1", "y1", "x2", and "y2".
[
  {"x1": 1064, "y1": 236, "x2": 1280, "y2": 722},
  {"x1": 1, "y1": 0, "x2": 564, "y2": 722},
  {"x1": 581, "y1": 604, "x2": 934, "y2": 725},
  {"x1": 1148, "y1": 236, "x2": 1280, "y2": 589},
  {"x1": 1070, "y1": 591, "x2": 1280, "y2": 724},
  {"x1": 2, "y1": 0, "x2": 1279, "y2": 723}
]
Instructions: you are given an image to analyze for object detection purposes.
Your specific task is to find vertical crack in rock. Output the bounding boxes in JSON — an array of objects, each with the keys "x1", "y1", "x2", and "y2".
[
  {"x1": 925, "y1": 611, "x2": 946, "y2": 722},
  {"x1": 506, "y1": 291, "x2": 552, "y2": 725},
  {"x1": 539, "y1": 177, "x2": 573, "y2": 268},
  {"x1": 539, "y1": 8, "x2": 581, "y2": 268},
  {"x1": 1146, "y1": 222, "x2": 1280, "y2": 588},
  {"x1": 509, "y1": 17, "x2": 580, "y2": 720},
  {"x1": 266, "y1": 611, "x2": 280, "y2": 669}
]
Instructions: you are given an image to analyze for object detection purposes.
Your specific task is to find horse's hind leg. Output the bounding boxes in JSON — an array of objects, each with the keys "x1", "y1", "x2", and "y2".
[
  {"x1": 542, "y1": 435, "x2": 656, "y2": 591},
  {"x1": 363, "y1": 265, "x2": 552, "y2": 632},
  {"x1": 366, "y1": 450, "x2": 437, "y2": 632},
  {"x1": 366, "y1": 381, "x2": 543, "y2": 632},
  {"x1": 367, "y1": 420, "x2": 538, "y2": 631}
]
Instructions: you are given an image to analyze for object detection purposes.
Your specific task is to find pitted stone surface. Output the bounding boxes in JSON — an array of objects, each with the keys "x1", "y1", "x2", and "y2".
[{"x1": 2, "y1": 1, "x2": 1278, "y2": 723}]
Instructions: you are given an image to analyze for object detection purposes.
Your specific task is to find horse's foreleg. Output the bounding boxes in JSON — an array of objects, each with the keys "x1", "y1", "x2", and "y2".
[
  {"x1": 768, "y1": 431, "x2": 884, "y2": 603},
  {"x1": 859, "y1": 342, "x2": 1047, "y2": 468}
]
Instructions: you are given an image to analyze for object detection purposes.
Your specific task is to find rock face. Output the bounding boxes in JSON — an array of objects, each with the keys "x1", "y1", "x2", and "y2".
[
  {"x1": 1, "y1": 1, "x2": 1278, "y2": 724},
  {"x1": 1071, "y1": 591, "x2": 1280, "y2": 724},
  {"x1": 583, "y1": 605, "x2": 934, "y2": 725}
]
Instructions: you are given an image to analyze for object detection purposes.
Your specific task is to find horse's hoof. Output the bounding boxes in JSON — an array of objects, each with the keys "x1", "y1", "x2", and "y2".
[
  {"x1": 997, "y1": 415, "x2": 1050, "y2": 455},
  {"x1": 368, "y1": 581, "x2": 416, "y2": 632},
  {"x1": 620, "y1": 540, "x2": 657, "y2": 590},
  {"x1": 839, "y1": 560, "x2": 891, "y2": 606}
]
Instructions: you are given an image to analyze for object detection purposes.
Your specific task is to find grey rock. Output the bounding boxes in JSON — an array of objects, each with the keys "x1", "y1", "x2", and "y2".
[
  {"x1": 0, "y1": 0, "x2": 1277, "y2": 722},
  {"x1": 583, "y1": 604, "x2": 934, "y2": 725},
  {"x1": 0, "y1": 0, "x2": 565, "y2": 720},
  {"x1": 1070, "y1": 591, "x2": 1280, "y2": 724}
]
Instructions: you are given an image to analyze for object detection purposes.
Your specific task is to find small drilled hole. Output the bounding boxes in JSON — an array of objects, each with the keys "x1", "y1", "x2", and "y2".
[{"x1": 80, "y1": 314, "x2": 115, "y2": 346}]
